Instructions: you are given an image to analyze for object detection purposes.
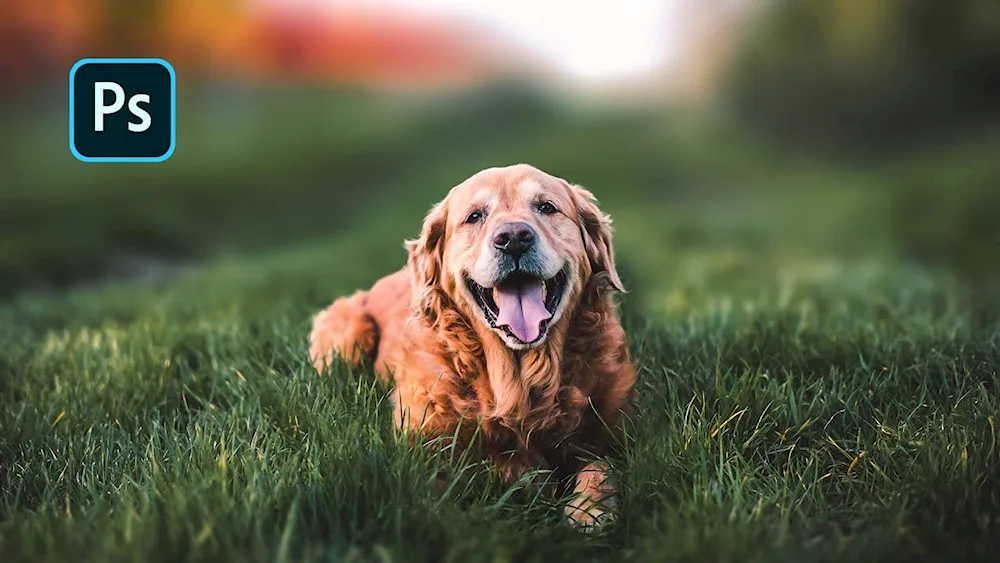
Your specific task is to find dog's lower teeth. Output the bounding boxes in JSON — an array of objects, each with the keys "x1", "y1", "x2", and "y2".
[{"x1": 541, "y1": 283, "x2": 547, "y2": 302}]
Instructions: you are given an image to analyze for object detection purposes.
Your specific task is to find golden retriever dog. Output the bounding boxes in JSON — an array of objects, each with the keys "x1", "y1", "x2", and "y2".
[{"x1": 308, "y1": 164, "x2": 636, "y2": 530}]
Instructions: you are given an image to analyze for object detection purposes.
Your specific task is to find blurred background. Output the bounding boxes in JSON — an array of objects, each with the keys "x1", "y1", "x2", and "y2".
[{"x1": 1, "y1": 0, "x2": 999, "y2": 310}]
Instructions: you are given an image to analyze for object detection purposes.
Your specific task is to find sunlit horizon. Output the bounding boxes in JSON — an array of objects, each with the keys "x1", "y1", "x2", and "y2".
[{"x1": 258, "y1": 0, "x2": 681, "y2": 84}]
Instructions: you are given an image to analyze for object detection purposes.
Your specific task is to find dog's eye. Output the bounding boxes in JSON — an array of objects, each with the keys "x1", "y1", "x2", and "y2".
[
  {"x1": 537, "y1": 201, "x2": 558, "y2": 215},
  {"x1": 465, "y1": 211, "x2": 484, "y2": 224}
]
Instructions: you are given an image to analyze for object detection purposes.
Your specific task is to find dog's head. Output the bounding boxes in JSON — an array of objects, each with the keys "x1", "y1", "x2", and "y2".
[{"x1": 406, "y1": 164, "x2": 624, "y2": 350}]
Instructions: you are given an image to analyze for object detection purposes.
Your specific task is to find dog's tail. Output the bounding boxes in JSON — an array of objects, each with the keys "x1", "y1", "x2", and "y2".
[{"x1": 308, "y1": 291, "x2": 379, "y2": 373}]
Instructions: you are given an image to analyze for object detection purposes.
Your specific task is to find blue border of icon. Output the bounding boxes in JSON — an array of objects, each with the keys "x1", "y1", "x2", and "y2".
[{"x1": 69, "y1": 58, "x2": 176, "y2": 163}]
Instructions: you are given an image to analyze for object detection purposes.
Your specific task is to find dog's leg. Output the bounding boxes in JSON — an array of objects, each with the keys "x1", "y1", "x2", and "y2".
[
  {"x1": 564, "y1": 460, "x2": 617, "y2": 532},
  {"x1": 308, "y1": 291, "x2": 378, "y2": 373}
]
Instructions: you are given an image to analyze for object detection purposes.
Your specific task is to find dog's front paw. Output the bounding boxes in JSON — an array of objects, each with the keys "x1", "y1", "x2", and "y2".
[
  {"x1": 564, "y1": 460, "x2": 618, "y2": 532},
  {"x1": 564, "y1": 491, "x2": 617, "y2": 532}
]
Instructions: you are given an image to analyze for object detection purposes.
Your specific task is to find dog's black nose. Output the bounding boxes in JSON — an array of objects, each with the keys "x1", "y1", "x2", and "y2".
[{"x1": 493, "y1": 221, "x2": 536, "y2": 260}]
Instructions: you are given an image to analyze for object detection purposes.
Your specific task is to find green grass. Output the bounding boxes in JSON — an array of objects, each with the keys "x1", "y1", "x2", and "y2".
[{"x1": 2, "y1": 89, "x2": 1000, "y2": 562}]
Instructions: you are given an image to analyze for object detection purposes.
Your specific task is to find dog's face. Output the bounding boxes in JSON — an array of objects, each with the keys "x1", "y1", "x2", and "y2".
[{"x1": 407, "y1": 164, "x2": 624, "y2": 350}]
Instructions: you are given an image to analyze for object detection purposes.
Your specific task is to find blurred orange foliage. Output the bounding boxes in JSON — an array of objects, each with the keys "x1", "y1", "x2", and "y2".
[
  {"x1": 0, "y1": 0, "x2": 488, "y2": 91},
  {"x1": 1, "y1": 0, "x2": 99, "y2": 87},
  {"x1": 239, "y1": 5, "x2": 485, "y2": 86}
]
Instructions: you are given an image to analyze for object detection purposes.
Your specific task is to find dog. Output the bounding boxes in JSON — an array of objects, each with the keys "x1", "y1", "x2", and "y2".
[{"x1": 308, "y1": 164, "x2": 636, "y2": 530}]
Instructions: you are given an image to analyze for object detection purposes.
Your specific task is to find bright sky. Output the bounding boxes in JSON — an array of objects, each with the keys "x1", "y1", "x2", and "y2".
[
  {"x1": 265, "y1": 0, "x2": 679, "y2": 83},
  {"x1": 403, "y1": 0, "x2": 677, "y2": 82}
]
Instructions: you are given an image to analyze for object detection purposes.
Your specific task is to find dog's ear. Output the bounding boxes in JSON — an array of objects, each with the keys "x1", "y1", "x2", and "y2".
[
  {"x1": 405, "y1": 200, "x2": 449, "y2": 315},
  {"x1": 570, "y1": 184, "x2": 625, "y2": 293}
]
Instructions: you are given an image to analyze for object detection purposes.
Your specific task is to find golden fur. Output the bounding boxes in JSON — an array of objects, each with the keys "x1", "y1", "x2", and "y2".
[{"x1": 309, "y1": 164, "x2": 636, "y2": 530}]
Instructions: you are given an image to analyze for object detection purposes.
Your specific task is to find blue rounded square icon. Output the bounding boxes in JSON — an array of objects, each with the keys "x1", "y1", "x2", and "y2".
[{"x1": 69, "y1": 58, "x2": 176, "y2": 163}]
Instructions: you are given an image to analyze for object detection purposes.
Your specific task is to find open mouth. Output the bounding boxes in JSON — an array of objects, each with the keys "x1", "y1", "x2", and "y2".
[{"x1": 466, "y1": 268, "x2": 568, "y2": 345}]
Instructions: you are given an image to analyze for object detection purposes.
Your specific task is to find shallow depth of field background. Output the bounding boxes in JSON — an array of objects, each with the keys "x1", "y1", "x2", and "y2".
[
  {"x1": 2, "y1": 0, "x2": 999, "y2": 298},
  {"x1": 2, "y1": 1, "x2": 1000, "y2": 561}
]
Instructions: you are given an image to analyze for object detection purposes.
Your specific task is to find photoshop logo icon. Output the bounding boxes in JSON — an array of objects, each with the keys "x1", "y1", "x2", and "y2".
[{"x1": 69, "y1": 58, "x2": 176, "y2": 163}]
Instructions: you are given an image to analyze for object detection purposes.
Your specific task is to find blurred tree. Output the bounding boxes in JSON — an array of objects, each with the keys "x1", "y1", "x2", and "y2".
[
  {"x1": 725, "y1": 0, "x2": 1000, "y2": 150},
  {"x1": 0, "y1": 0, "x2": 97, "y2": 96},
  {"x1": 0, "y1": 0, "x2": 494, "y2": 94},
  {"x1": 99, "y1": 0, "x2": 160, "y2": 54}
]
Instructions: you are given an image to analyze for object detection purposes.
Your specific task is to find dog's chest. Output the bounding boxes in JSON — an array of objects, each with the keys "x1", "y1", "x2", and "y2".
[{"x1": 481, "y1": 388, "x2": 592, "y2": 449}]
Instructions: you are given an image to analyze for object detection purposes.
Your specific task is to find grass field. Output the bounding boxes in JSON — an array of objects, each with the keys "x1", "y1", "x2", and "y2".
[{"x1": 2, "y1": 90, "x2": 1000, "y2": 562}]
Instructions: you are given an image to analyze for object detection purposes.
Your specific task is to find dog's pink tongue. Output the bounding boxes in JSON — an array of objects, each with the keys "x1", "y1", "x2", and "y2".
[{"x1": 495, "y1": 281, "x2": 552, "y2": 343}]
